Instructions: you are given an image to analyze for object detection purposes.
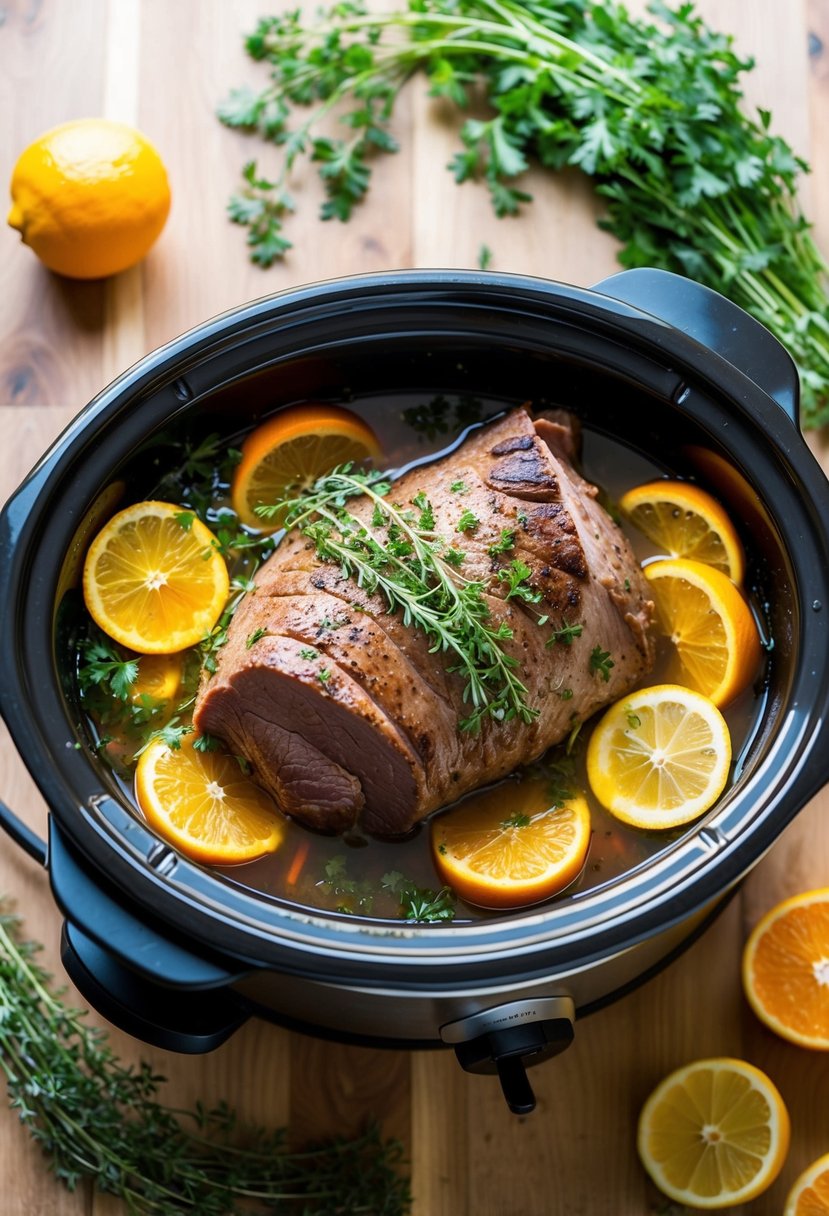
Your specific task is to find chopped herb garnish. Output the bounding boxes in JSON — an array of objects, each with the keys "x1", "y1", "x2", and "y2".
[
  {"x1": 501, "y1": 811, "x2": 531, "y2": 828},
  {"x1": 545, "y1": 621, "x2": 583, "y2": 647},
  {"x1": 450, "y1": 480, "x2": 469, "y2": 494},
  {"x1": 193, "y1": 733, "x2": 222, "y2": 753},
  {"x1": 488, "y1": 528, "x2": 516, "y2": 557},
  {"x1": 174, "y1": 510, "x2": 195, "y2": 532},
  {"x1": 299, "y1": 647, "x2": 319, "y2": 661},
  {"x1": 456, "y1": 508, "x2": 480, "y2": 534},
  {"x1": 443, "y1": 546, "x2": 466, "y2": 568},
  {"x1": 498, "y1": 558, "x2": 542, "y2": 603},
  {"x1": 625, "y1": 709, "x2": 642, "y2": 729},
  {"x1": 412, "y1": 491, "x2": 435, "y2": 531},
  {"x1": 559, "y1": 687, "x2": 574, "y2": 701},
  {"x1": 246, "y1": 627, "x2": 268, "y2": 649},
  {"x1": 77, "y1": 637, "x2": 139, "y2": 702},
  {"x1": 317, "y1": 668, "x2": 332, "y2": 685},
  {"x1": 589, "y1": 645, "x2": 615, "y2": 682}
]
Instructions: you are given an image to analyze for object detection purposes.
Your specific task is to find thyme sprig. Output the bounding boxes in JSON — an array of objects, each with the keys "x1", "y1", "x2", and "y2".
[
  {"x1": 258, "y1": 466, "x2": 538, "y2": 732},
  {"x1": 0, "y1": 910, "x2": 410, "y2": 1215}
]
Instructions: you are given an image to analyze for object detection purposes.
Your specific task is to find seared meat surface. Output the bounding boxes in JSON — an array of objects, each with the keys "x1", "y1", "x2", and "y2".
[{"x1": 194, "y1": 408, "x2": 655, "y2": 835}]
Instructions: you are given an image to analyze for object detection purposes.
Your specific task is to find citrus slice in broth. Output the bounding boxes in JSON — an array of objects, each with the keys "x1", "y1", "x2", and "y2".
[
  {"x1": 231, "y1": 404, "x2": 382, "y2": 529},
  {"x1": 619, "y1": 479, "x2": 745, "y2": 582},
  {"x1": 644, "y1": 557, "x2": 761, "y2": 706},
  {"x1": 135, "y1": 735, "x2": 285, "y2": 865},
  {"x1": 784, "y1": 1152, "x2": 829, "y2": 1215},
  {"x1": 130, "y1": 653, "x2": 183, "y2": 704},
  {"x1": 83, "y1": 501, "x2": 229, "y2": 654},
  {"x1": 586, "y1": 684, "x2": 731, "y2": 829},
  {"x1": 637, "y1": 1057, "x2": 790, "y2": 1209},
  {"x1": 742, "y1": 887, "x2": 829, "y2": 1049},
  {"x1": 431, "y1": 785, "x2": 591, "y2": 909}
]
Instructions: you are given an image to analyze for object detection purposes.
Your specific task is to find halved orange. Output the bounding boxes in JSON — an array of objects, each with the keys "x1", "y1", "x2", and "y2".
[
  {"x1": 83, "y1": 501, "x2": 229, "y2": 654},
  {"x1": 742, "y1": 888, "x2": 829, "y2": 1049},
  {"x1": 231, "y1": 404, "x2": 381, "y2": 529},
  {"x1": 644, "y1": 558, "x2": 761, "y2": 706},
  {"x1": 430, "y1": 782, "x2": 591, "y2": 909},
  {"x1": 637, "y1": 1057, "x2": 790, "y2": 1209},
  {"x1": 586, "y1": 684, "x2": 731, "y2": 829},
  {"x1": 620, "y1": 479, "x2": 745, "y2": 582},
  {"x1": 135, "y1": 734, "x2": 285, "y2": 865},
  {"x1": 784, "y1": 1152, "x2": 829, "y2": 1215},
  {"x1": 130, "y1": 653, "x2": 183, "y2": 705}
]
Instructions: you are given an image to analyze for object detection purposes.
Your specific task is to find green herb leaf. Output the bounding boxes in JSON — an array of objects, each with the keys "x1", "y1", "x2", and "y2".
[{"x1": 589, "y1": 645, "x2": 615, "y2": 682}]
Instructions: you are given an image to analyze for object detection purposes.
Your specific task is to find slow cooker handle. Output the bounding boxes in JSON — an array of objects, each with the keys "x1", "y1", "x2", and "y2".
[{"x1": 592, "y1": 268, "x2": 800, "y2": 424}]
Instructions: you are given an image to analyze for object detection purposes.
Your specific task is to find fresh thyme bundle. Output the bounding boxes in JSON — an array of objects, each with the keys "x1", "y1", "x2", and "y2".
[
  {"x1": 0, "y1": 911, "x2": 410, "y2": 1215},
  {"x1": 219, "y1": 0, "x2": 829, "y2": 429}
]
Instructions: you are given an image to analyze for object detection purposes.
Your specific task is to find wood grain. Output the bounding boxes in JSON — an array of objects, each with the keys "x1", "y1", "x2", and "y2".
[{"x1": 0, "y1": 2, "x2": 828, "y2": 1214}]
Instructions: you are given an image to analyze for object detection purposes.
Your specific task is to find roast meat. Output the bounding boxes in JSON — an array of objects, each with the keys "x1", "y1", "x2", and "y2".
[{"x1": 194, "y1": 408, "x2": 655, "y2": 835}]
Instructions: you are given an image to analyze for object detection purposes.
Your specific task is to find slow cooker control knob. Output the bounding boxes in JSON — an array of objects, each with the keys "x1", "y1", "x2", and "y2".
[{"x1": 440, "y1": 996, "x2": 575, "y2": 1115}]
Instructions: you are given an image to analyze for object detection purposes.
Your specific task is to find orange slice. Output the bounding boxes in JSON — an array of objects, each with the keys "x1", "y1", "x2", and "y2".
[
  {"x1": 430, "y1": 783, "x2": 591, "y2": 909},
  {"x1": 619, "y1": 479, "x2": 745, "y2": 582},
  {"x1": 231, "y1": 404, "x2": 381, "y2": 529},
  {"x1": 130, "y1": 653, "x2": 183, "y2": 705},
  {"x1": 742, "y1": 888, "x2": 829, "y2": 1049},
  {"x1": 83, "y1": 501, "x2": 229, "y2": 654},
  {"x1": 784, "y1": 1152, "x2": 829, "y2": 1215},
  {"x1": 135, "y1": 734, "x2": 285, "y2": 865},
  {"x1": 586, "y1": 684, "x2": 731, "y2": 829},
  {"x1": 644, "y1": 557, "x2": 761, "y2": 706},
  {"x1": 637, "y1": 1057, "x2": 790, "y2": 1209}
]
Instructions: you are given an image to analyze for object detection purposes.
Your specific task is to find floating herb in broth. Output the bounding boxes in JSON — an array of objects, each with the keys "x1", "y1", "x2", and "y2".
[{"x1": 74, "y1": 394, "x2": 767, "y2": 923}]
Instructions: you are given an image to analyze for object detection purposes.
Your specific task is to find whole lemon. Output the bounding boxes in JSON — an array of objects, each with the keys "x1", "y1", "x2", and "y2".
[{"x1": 7, "y1": 118, "x2": 171, "y2": 279}]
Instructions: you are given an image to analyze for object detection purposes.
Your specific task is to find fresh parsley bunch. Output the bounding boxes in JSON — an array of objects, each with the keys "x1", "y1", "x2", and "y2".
[{"x1": 219, "y1": 0, "x2": 829, "y2": 429}]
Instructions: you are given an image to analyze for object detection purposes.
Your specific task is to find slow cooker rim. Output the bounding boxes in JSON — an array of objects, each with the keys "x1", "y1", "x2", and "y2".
[{"x1": 3, "y1": 268, "x2": 829, "y2": 979}]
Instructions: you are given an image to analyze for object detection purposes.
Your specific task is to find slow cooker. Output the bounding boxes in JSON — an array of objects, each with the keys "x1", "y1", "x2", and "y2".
[{"x1": 2, "y1": 267, "x2": 828, "y2": 1115}]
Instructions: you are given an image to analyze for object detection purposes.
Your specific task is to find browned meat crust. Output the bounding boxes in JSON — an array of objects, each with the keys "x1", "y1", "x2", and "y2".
[{"x1": 194, "y1": 408, "x2": 655, "y2": 835}]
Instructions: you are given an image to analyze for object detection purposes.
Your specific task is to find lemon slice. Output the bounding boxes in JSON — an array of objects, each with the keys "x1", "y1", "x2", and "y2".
[
  {"x1": 620, "y1": 479, "x2": 745, "y2": 582},
  {"x1": 644, "y1": 557, "x2": 761, "y2": 707},
  {"x1": 784, "y1": 1152, "x2": 829, "y2": 1215},
  {"x1": 638, "y1": 1057, "x2": 790, "y2": 1209},
  {"x1": 742, "y1": 887, "x2": 829, "y2": 1049},
  {"x1": 586, "y1": 684, "x2": 731, "y2": 829},
  {"x1": 431, "y1": 784, "x2": 591, "y2": 909},
  {"x1": 135, "y1": 735, "x2": 285, "y2": 865},
  {"x1": 231, "y1": 404, "x2": 381, "y2": 529},
  {"x1": 83, "y1": 501, "x2": 229, "y2": 654}
]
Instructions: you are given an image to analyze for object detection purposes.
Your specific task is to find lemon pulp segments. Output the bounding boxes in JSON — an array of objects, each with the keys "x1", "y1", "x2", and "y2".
[
  {"x1": 620, "y1": 479, "x2": 745, "y2": 581},
  {"x1": 231, "y1": 405, "x2": 381, "y2": 528},
  {"x1": 586, "y1": 684, "x2": 731, "y2": 829},
  {"x1": 83, "y1": 502, "x2": 229, "y2": 654},
  {"x1": 644, "y1": 558, "x2": 761, "y2": 706},
  {"x1": 742, "y1": 888, "x2": 829, "y2": 1049},
  {"x1": 637, "y1": 1058, "x2": 790, "y2": 1208},
  {"x1": 432, "y1": 791, "x2": 591, "y2": 909},
  {"x1": 135, "y1": 736, "x2": 285, "y2": 865}
]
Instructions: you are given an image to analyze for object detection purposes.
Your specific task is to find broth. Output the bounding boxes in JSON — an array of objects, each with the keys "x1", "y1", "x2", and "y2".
[{"x1": 74, "y1": 392, "x2": 768, "y2": 924}]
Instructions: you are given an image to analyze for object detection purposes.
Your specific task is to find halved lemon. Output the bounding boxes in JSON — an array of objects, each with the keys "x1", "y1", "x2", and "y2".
[
  {"x1": 637, "y1": 1057, "x2": 790, "y2": 1209},
  {"x1": 619, "y1": 479, "x2": 745, "y2": 582},
  {"x1": 231, "y1": 404, "x2": 381, "y2": 529},
  {"x1": 644, "y1": 557, "x2": 761, "y2": 706},
  {"x1": 586, "y1": 684, "x2": 731, "y2": 829},
  {"x1": 431, "y1": 783, "x2": 591, "y2": 909},
  {"x1": 130, "y1": 653, "x2": 183, "y2": 705},
  {"x1": 784, "y1": 1152, "x2": 829, "y2": 1215},
  {"x1": 742, "y1": 888, "x2": 829, "y2": 1049},
  {"x1": 83, "y1": 501, "x2": 229, "y2": 654},
  {"x1": 135, "y1": 734, "x2": 285, "y2": 865}
]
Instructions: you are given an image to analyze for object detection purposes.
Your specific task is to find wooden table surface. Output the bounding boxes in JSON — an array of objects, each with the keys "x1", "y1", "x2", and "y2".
[{"x1": 1, "y1": 2, "x2": 828, "y2": 1212}]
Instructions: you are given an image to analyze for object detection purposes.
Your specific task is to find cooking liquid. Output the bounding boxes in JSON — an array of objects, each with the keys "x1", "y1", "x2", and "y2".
[{"x1": 79, "y1": 392, "x2": 767, "y2": 923}]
